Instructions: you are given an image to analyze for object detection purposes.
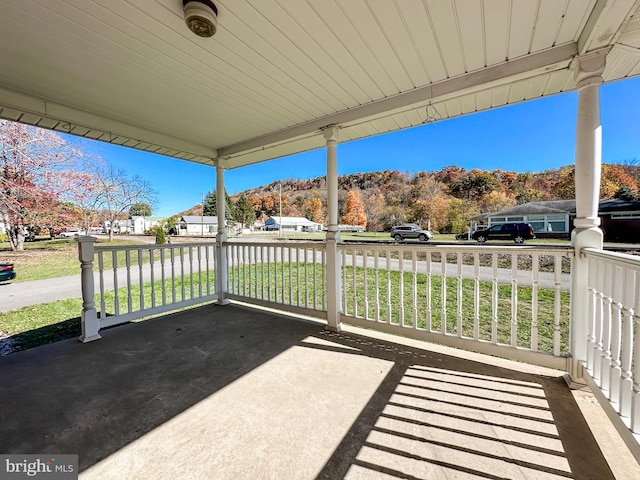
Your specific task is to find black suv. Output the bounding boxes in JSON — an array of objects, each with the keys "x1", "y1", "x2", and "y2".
[{"x1": 471, "y1": 223, "x2": 535, "y2": 244}]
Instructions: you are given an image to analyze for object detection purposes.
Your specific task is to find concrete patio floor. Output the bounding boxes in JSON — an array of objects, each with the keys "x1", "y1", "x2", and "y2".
[{"x1": 1, "y1": 304, "x2": 639, "y2": 479}]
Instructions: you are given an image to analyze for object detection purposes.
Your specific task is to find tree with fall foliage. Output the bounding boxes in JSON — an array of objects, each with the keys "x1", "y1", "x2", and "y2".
[
  {"x1": 0, "y1": 120, "x2": 92, "y2": 251},
  {"x1": 553, "y1": 164, "x2": 639, "y2": 199},
  {"x1": 303, "y1": 196, "x2": 324, "y2": 224},
  {"x1": 341, "y1": 190, "x2": 367, "y2": 226}
]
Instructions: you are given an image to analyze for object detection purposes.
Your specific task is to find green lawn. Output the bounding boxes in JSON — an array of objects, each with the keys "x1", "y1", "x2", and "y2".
[
  {"x1": 1, "y1": 239, "x2": 570, "y2": 356},
  {"x1": 0, "y1": 238, "x2": 150, "y2": 282}
]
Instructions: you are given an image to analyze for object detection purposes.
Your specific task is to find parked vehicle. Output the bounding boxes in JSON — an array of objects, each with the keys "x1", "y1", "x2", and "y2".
[
  {"x1": 471, "y1": 223, "x2": 535, "y2": 244},
  {"x1": 0, "y1": 263, "x2": 16, "y2": 282},
  {"x1": 390, "y1": 224, "x2": 434, "y2": 242},
  {"x1": 52, "y1": 227, "x2": 86, "y2": 238}
]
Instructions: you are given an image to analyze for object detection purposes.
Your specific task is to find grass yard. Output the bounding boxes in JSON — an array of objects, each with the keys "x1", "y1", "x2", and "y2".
[
  {"x1": 0, "y1": 271, "x2": 217, "y2": 353},
  {"x1": 341, "y1": 265, "x2": 569, "y2": 354},
  {"x1": 0, "y1": 238, "x2": 145, "y2": 282}
]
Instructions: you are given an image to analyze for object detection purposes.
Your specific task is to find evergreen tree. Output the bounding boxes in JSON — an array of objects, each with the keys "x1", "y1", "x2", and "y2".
[
  {"x1": 234, "y1": 194, "x2": 256, "y2": 228},
  {"x1": 203, "y1": 189, "x2": 233, "y2": 220},
  {"x1": 129, "y1": 202, "x2": 152, "y2": 217}
]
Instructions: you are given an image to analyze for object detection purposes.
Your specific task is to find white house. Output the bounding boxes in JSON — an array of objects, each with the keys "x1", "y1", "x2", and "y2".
[
  {"x1": 178, "y1": 216, "x2": 219, "y2": 236},
  {"x1": 265, "y1": 216, "x2": 322, "y2": 232},
  {"x1": 131, "y1": 216, "x2": 163, "y2": 235}
]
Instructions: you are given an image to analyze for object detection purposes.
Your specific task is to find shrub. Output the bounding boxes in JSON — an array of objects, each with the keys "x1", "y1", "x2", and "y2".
[{"x1": 155, "y1": 227, "x2": 166, "y2": 245}]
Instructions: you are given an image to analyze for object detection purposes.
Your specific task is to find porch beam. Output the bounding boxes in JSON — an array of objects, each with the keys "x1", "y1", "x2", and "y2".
[
  {"x1": 324, "y1": 126, "x2": 342, "y2": 332},
  {"x1": 215, "y1": 159, "x2": 231, "y2": 305},
  {"x1": 0, "y1": 85, "x2": 216, "y2": 163},
  {"x1": 578, "y1": 0, "x2": 638, "y2": 55},
  {"x1": 568, "y1": 50, "x2": 607, "y2": 385},
  {"x1": 217, "y1": 44, "x2": 577, "y2": 159}
]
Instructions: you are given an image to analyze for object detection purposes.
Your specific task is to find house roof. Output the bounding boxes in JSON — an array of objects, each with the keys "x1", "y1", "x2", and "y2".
[
  {"x1": 180, "y1": 216, "x2": 218, "y2": 224},
  {"x1": 267, "y1": 216, "x2": 319, "y2": 226},
  {"x1": 473, "y1": 198, "x2": 640, "y2": 221},
  {"x1": 1, "y1": 1, "x2": 639, "y2": 169}
]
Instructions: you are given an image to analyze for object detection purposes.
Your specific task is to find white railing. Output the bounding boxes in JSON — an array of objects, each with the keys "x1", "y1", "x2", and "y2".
[
  {"x1": 338, "y1": 243, "x2": 572, "y2": 369},
  {"x1": 225, "y1": 241, "x2": 327, "y2": 318},
  {"x1": 80, "y1": 240, "x2": 218, "y2": 333},
  {"x1": 583, "y1": 248, "x2": 640, "y2": 446}
]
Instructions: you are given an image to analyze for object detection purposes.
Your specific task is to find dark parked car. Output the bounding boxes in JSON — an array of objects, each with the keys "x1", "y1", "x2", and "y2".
[
  {"x1": 390, "y1": 224, "x2": 434, "y2": 242},
  {"x1": 0, "y1": 263, "x2": 16, "y2": 282},
  {"x1": 471, "y1": 223, "x2": 535, "y2": 244}
]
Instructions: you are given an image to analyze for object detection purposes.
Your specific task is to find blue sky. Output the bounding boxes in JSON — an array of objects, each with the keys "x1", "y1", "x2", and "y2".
[{"x1": 74, "y1": 76, "x2": 640, "y2": 218}]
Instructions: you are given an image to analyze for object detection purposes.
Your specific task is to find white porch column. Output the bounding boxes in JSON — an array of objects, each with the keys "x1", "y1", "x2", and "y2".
[
  {"x1": 324, "y1": 125, "x2": 342, "y2": 331},
  {"x1": 78, "y1": 236, "x2": 101, "y2": 342},
  {"x1": 568, "y1": 50, "x2": 607, "y2": 385},
  {"x1": 215, "y1": 159, "x2": 230, "y2": 305}
]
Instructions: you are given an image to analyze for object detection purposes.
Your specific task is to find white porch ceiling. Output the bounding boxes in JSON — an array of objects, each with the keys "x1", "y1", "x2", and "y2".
[{"x1": 0, "y1": 0, "x2": 639, "y2": 169}]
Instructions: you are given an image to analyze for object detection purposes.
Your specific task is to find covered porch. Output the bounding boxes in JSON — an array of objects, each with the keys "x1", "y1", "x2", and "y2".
[
  {"x1": 1, "y1": 302, "x2": 635, "y2": 479},
  {"x1": 2, "y1": 0, "x2": 640, "y2": 477}
]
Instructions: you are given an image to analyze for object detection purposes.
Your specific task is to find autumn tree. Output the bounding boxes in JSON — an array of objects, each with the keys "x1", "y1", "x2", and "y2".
[
  {"x1": 482, "y1": 190, "x2": 516, "y2": 213},
  {"x1": 379, "y1": 205, "x2": 407, "y2": 230},
  {"x1": 93, "y1": 166, "x2": 156, "y2": 241},
  {"x1": 341, "y1": 190, "x2": 367, "y2": 226},
  {"x1": 409, "y1": 195, "x2": 450, "y2": 231},
  {"x1": 602, "y1": 164, "x2": 638, "y2": 198},
  {"x1": 0, "y1": 120, "x2": 91, "y2": 251},
  {"x1": 449, "y1": 169, "x2": 500, "y2": 200},
  {"x1": 363, "y1": 191, "x2": 386, "y2": 232},
  {"x1": 303, "y1": 196, "x2": 324, "y2": 224},
  {"x1": 516, "y1": 188, "x2": 543, "y2": 204},
  {"x1": 446, "y1": 198, "x2": 480, "y2": 234},
  {"x1": 553, "y1": 164, "x2": 639, "y2": 199}
]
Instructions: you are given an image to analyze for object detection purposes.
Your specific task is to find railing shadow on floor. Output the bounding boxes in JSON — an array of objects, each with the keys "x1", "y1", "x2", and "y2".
[{"x1": 308, "y1": 330, "x2": 614, "y2": 480}]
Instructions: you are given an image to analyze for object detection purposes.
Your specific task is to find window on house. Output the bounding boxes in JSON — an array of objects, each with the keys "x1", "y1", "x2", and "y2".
[
  {"x1": 547, "y1": 215, "x2": 567, "y2": 232},
  {"x1": 528, "y1": 216, "x2": 545, "y2": 232}
]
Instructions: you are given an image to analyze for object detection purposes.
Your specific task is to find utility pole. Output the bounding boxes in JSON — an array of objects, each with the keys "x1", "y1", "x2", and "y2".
[{"x1": 201, "y1": 192, "x2": 204, "y2": 236}]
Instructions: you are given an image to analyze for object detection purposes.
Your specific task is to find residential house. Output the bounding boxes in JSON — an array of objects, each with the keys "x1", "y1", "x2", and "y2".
[
  {"x1": 265, "y1": 216, "x2": 322, "y2": 232},
  {"x1": 471, "y1": 199, "x2": 640, "y2": 242},
  {"x1": 131, "y1": 216, "x2": 163, "y2": 235},
  {"x1": 178, "y1": 216, "x2": 218, "y2": 236}
]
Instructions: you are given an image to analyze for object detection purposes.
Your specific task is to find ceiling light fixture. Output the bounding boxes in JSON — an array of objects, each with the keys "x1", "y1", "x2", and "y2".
[
  {"x1": 183, "y1": 0, "x2": 218, "y2": 38},
  {"x1": 422, "y1": 103, "x2": 442, "y2": 124}
]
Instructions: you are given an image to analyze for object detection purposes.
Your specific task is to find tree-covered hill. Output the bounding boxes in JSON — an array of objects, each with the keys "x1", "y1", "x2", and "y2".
[{"x1": 180, "y1": 163, "x2": 640, "y2": 234}]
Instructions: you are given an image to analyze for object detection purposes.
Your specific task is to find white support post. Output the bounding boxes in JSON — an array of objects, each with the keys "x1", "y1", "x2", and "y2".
[
  {"x1": 215, "y1": 159, "x2": 231, "y2": 305},
  {"x1": 78, "y1": 236, "x2": 101, "y2": 342},
  {"x1": 567, "y1": 50, "x2": 607, "y2": 387},
  {"x1": 324, "y1": 125, "x2": 342, "y2": 332}
]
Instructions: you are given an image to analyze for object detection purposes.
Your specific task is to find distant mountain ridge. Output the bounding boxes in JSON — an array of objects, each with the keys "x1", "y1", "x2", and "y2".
[{"x1": 173, "y1": 163, "x2": 640, "y2": 233}]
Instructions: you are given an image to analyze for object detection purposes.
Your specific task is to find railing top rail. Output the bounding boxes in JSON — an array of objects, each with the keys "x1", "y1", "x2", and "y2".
[
  {"x1": 337, "y1": 242, "x2": 574, "y2": 255},
  {"x1": 583, "y1": 247, "x2": 640, "y2": 269},
  {"x1": 224, "y1": 241, "x2": 326, "y2": 249},
  {"x1": 94, "y1": 241, "x2": 217, "y2": 253}
]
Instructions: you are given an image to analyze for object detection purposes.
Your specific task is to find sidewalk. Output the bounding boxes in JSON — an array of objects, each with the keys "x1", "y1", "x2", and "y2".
[{"x1": 0, "y1": 274, "x2": 83, "y2": 312}]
